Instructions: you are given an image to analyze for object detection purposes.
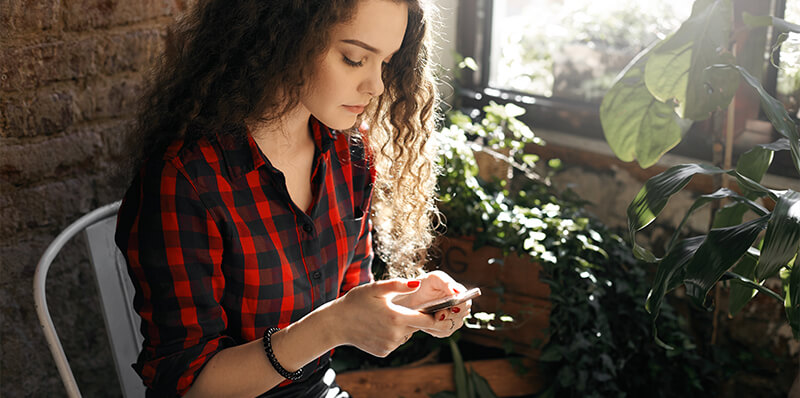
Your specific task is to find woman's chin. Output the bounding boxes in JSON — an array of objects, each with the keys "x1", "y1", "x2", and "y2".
[{"x1": 319, "y1": 116, "x2": 359, "y2": 131}]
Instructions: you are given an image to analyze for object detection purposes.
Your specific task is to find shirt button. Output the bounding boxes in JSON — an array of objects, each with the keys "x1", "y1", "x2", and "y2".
[
  {"x1": 312, "y1": 271, "x2": 322, "y2": 280},
  {"x1": 302, "y1": 223, "x2": 313, "y2": 233}
]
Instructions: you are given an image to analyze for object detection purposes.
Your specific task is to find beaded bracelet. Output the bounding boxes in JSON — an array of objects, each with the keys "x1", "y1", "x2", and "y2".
[{"x1": 262, "y1": 327, "x2": 303, "y2": 381}]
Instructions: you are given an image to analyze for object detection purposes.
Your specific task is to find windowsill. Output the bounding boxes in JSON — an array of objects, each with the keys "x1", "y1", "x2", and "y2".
[{"x1": 528, "y1": 127, "x2": 800, "y2": 192}]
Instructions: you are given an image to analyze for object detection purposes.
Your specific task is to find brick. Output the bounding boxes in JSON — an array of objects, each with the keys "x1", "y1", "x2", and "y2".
[
  {"x1": 0, "y1": 0, "x2": 60, "y2": 39},
  {"x1": 0, "y1": 177, "x2": 96, "y2": 239},
  {"x1": 76, "y1": 75, "x2": 144, "y2": 121},
  {"x1": 0, "y1": 235, "x2": 55, "y2": 283},
  {"x1": 63, "y1": 0, "x2": 184, "y2": 31},
  {"x1": 99, "y1": 28, "x2": 165, "y2": 76},
  {"x1": 0, "y1": 38, "x2": 99, "y2": 92},
  {"x1": 0, "y1": 88, "x2": 80, "y2": 138},
  {"x1": 0, "y1": 29, "x2": 163, "y2": 92},
  {"x1": 98, "y1": 118, "x2": 135, "y2": 160},
  {"x1": 0, "y1": 128, "x2": 104, "y2": 186}
]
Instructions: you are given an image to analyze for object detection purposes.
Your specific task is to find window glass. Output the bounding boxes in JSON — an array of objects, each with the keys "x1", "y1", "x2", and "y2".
[
  {"x1": 489, "y1": 0, "x2": 693, "y2": 103},
  {"x1": 778, "y1": 0, "x2": 800, "y2": 116}
]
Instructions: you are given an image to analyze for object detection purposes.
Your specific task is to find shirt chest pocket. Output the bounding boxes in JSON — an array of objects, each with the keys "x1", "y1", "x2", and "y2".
[{"x1": 334, "y1": 207, "x2": 366, "y2": 264}]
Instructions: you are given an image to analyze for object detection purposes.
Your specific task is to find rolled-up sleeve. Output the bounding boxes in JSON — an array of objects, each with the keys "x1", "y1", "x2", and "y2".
[{"x1": 116, "y1": 158, "x2": 235, "y2": 396}]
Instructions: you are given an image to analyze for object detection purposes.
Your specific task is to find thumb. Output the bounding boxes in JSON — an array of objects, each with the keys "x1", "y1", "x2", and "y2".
[{"x1": 372, "y1": 279, "x2": 420, "y2": 296}]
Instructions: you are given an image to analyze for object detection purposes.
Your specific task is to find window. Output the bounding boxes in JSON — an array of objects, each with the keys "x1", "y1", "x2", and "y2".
[
  {"x1": 456, "y1": 0, "x2": 795, "y2": 176},
  {"x1": 777, "y1": 0, "x2": 800, "y2": 116},
  {"x1": 488, "y1": 0, "x2": 692, "y2": 103}
]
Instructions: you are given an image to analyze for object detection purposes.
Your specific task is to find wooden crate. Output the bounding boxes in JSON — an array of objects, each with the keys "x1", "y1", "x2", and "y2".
[
  {"x1": 431, "y1": 236, "x2": 551, "y2": 358},
  {"x1": 336, "y1": 358, "x2": 541, "y2": 397}
]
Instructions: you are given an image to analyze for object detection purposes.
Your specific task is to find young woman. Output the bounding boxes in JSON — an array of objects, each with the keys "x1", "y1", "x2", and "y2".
[{"x1": 115, "y1": 0, "x2": 472, "y2": 396}]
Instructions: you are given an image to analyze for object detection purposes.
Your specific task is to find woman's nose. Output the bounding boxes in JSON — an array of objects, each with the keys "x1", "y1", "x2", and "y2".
[{"x1": 361, "y1": 64, "x2": 385, "y2": 98}]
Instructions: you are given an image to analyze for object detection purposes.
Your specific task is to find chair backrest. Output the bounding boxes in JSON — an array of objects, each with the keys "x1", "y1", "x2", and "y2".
[{"x1": 33, "y1": 201, "x2": 146, "y2": 398}]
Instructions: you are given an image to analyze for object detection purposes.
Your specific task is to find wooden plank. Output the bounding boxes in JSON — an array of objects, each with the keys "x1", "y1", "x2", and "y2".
[{"x1": 336, "y1": 358, "x2": 541, "y2": 397}]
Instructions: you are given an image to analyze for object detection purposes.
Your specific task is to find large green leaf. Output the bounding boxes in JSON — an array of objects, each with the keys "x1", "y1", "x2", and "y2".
[
  {"x1": 644, "y1": 0, "x2": 737, "y2": 120},
  {"x1": 730, "y1": 170, "x2": 783, "y2": 201},
  {"x1": 712, "y1": 65, "x2": 800, "y2": 175},
  {"x1": 646, "y1": 236, "x2": 705, "y2": 316},
  {"x1": 627, "y1": 164, "x2": 728, "y2": 260},
  {"x1": 449, "y1": 338, "x2": 468, "y2": 398},
  {"x1": 667, "y1": 188, "x2": 768, "y2": 252},
  {"x1": 712, "y1": 202, "x2": 751, "y2": 228},
  {"x1": 600, "y1": 47, "x2": 690, "y2": 169},
  {"x1": 726, "y1": 267, "x2": 785, "y2": 316},
  {"x1": 736, "y1": 142, "x2": 778, "y2": 196},
  {"x1": 711, "y1": 139, "x2": 788, "y2": 229},
  {"x1": 727, "y1": 254, "x2": 760, "y2": 316},
  {"x1": 684, "y1": 215, "x2": 770, "y2": 307},
  {"x1": 646, "y1": 236, "x2": 705, "y2": 349},
  {"x1": 470, "y1": 371, "x2": 498, "y2": 398},
  {"x1": 755, "y1": 190, "x2": 800, "y2": 280},
  {"x1": 784, "y1": 262, "x2": 800, "y2": 338},
  {"x1": 626, "y1": 163, "x2": 782, "y2": 262}
]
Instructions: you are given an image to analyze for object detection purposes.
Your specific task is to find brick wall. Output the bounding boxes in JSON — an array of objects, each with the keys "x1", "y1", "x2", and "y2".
[{"x1": 0, "y1": 1, "x2": 191, "y2": 395}]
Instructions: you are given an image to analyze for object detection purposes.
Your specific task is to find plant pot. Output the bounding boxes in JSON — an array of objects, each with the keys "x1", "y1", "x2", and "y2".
[{"x1": 430, "y1": 236, "x2": 551, "y2": 358}]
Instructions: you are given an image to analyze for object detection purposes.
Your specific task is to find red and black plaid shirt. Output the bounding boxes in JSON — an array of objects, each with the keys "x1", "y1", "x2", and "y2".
[{"x1": 115, "y1": 117, "x2": 375, "y2": 396}]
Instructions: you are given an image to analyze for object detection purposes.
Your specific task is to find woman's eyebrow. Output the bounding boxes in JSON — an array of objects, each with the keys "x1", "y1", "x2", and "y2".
[{"x1": 341, "y1": 39, "x2": 397, "y2": 56}]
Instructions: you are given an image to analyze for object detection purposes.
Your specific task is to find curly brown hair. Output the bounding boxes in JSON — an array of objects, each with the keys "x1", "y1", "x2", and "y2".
[{"x1": 131, "y1": 0, "x2": 441, "y2": 277}]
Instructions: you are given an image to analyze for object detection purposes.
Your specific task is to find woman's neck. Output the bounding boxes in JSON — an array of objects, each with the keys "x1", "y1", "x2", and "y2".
[{"x1": 250, "y1": 105, "x2": 314, "y2": 156}]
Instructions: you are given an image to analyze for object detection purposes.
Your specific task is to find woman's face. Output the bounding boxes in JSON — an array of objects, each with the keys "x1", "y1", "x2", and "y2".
[{"x1": 301, "y1": 0, "x2": 409, "y2": 130}]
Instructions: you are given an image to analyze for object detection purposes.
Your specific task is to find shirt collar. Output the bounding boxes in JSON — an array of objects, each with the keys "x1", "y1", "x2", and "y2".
[{"x1": 216, "y1": 117, "x2": 337, "y2": 180}]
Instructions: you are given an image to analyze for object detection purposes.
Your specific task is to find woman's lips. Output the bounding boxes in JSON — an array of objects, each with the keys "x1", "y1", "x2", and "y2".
[{"x1": 343, "y1": 105, "x2": 365, "y2": 114}]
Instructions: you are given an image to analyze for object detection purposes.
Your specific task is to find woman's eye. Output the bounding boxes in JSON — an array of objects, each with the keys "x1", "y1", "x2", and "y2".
[{"x1": 343, "y1": 56, "x2": 364, "y2": 67}]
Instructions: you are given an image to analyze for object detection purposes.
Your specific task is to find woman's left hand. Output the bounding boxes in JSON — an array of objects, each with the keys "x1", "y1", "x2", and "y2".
[{"x1": 392, "y1": 270, "x2": 472, "y2": 338}]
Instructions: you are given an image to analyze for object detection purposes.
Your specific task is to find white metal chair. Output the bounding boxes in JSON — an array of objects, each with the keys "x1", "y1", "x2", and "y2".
[{"x1": 33, "y1": 201, "x2": 146, "y2": 398}]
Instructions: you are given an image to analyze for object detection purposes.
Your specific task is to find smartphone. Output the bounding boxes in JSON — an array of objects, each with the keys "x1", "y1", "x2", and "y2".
[{"x1": 414, "y1": 287, "x2": 481, "y2": 314}]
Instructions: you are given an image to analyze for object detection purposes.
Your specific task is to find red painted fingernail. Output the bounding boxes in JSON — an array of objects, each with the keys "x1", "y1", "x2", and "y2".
[
  {"x1": 439, "y1": 313, "x2": 446, "y2": 321},
  {"x1": 407, "y1": 280, "x2": 420, "y2": 288},
  {"x1": 452, "y1": 307, "x2": 461, "y2": 313},
  {"x1": 452, "y1": 288, "x2": 461, "y2": 294}
]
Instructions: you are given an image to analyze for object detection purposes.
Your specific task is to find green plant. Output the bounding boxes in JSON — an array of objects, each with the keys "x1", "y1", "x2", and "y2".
[
  {"x1": 436, "y1": 104, "x2": 741, "y2": 396},
  {"x1": 429, "y1": 337, "x2": 498, "y2": 398},
  {"x1": 600, "y1": 0, "x2": 800, "y2": 344}
]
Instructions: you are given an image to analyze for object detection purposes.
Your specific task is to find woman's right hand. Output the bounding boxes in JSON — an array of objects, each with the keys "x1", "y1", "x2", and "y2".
[{"x1": 328, "y1": 279, "x2": 438, "y2": 357}]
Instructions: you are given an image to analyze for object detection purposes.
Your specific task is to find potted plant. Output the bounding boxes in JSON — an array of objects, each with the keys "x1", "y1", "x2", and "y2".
[
  {"x1": 600, "y1": 0, "x2": 800, "y2": 345},
  {"x1": 434, "y1": 102, "x2": 735, "y2": 397}
]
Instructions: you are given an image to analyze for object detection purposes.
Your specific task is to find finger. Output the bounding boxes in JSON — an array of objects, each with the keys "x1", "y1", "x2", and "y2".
[
  {"x1": 387, "y1": 303, "x2": 439, "y2": 329},
  {"x1": 448, "y1": 300, "x2": 470, "y2": 315},
  {"x1": 420, "y1": 315, "x2": 459, "y2": 337},
  {"x1": 371, "y1": 279, "x2": 421, "y2": 296}
]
